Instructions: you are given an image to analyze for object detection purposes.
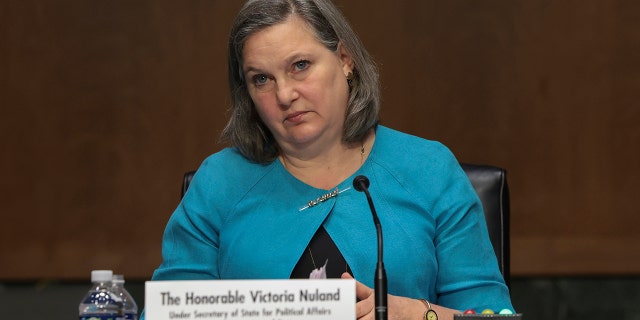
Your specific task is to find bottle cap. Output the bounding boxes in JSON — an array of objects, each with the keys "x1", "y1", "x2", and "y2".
[
  {"x1": 91, "y1": 270, "x2": 113, "y2": 282},
  {"x1": 112, "y1": 274, "x2": 125, "y2": 284}
]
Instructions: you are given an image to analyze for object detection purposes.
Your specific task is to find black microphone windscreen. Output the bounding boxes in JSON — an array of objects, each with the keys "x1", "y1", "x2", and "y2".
[{"x1": 353, "y1": 175, "x2": 370, "y2": 192}]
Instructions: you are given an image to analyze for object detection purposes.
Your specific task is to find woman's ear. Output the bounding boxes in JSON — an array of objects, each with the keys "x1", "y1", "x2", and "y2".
[{"x1": 337, "y1": 41, "x2": 355, "y2": 76}]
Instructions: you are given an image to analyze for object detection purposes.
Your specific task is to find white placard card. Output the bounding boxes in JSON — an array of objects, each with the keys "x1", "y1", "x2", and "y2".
[{"x1": 145, "y1": 279, "x2": 355, "y2": 320}]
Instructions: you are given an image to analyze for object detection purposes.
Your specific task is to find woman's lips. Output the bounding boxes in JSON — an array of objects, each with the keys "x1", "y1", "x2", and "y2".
[{"x1": 285, "y1": 111, "x2": 307, "y2": 123}]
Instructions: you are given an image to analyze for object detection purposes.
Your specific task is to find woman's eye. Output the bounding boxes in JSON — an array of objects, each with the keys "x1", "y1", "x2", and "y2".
[
  {"x1": 294, "y1": 60, "x2": 309, "y2": 71},
  {"x1": 252, "y1": 74, "x2": 269, "y2": 85}
]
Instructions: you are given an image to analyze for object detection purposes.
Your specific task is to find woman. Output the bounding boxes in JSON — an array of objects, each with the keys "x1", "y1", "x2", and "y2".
[{"x1": 149, "y1": 0, "x2": 513, "y2": 319}]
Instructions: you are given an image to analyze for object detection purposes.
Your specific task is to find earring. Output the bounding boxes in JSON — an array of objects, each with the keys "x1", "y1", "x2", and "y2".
[{"x1": 346, "y1": 71, "x2": 354, "y2": 86}]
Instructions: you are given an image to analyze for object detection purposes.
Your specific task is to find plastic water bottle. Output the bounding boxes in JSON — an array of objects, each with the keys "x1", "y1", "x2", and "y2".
[
  {"x1": 78, "y1": 270, "x2": 123, "y2": 320},
  {"x1": 112, "y1": 274, "x2": 138, "y2": 320}
]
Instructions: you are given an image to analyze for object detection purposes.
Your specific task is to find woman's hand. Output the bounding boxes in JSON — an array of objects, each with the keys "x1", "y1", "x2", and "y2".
[{"x1": 341, "y1": 272, "x2": 460, "y2": 320}]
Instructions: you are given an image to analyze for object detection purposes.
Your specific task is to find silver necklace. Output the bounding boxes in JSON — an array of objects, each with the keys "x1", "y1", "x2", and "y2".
[{"x1": 297, "y1": 142, "x2": 366, "y2": 212}]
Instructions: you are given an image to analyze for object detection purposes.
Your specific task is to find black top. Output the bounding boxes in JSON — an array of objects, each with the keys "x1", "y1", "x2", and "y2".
[{"x1": 290, "y1": 227, "x2": 352, "y2": 279}]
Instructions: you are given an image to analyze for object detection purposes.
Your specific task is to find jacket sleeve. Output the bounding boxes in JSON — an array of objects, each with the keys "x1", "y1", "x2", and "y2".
[
  {"x1": 431, "y1": 153, "x2": 513, "y2": 312},
  {"x1": 151, "y1": 157, "x2": 224, "y2": 281}
]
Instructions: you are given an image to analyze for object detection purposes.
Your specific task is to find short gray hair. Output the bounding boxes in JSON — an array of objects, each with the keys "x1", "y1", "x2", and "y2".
[{"x1": 222, "y1": 0, "x2": 380, "y2": 163}]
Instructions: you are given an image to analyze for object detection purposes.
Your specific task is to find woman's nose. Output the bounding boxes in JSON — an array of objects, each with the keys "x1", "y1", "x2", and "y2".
[{"x1": 275, "y1": 79, "x2": 299, "y2": 107}]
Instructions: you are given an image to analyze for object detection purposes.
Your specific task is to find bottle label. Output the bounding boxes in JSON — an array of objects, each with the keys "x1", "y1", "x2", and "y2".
[
  {"x1": 124, "y1": 313, "x2": 137, "y2": 320},
  {"x1": 79, "y1": 316, "x2": 123, "y2": 320}
]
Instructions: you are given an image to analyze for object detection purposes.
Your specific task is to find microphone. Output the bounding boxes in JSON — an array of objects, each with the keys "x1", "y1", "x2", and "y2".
[{"x1": 353, "y1": 175, "x2": 387, "y2": 320}]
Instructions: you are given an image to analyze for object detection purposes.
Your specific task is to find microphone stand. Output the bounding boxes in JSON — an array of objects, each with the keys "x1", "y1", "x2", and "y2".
[{"x1": 354, "y1": 176, "x2": 388, "y2": 320}]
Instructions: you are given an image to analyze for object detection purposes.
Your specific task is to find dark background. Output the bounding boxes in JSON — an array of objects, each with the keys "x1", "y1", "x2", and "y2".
[{"x1": 1, "y1": 0, "x2": 639, "y2": 319}]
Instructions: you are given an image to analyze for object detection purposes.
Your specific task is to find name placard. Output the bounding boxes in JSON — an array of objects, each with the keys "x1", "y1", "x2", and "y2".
[{"x1": 145, "y1": 279, "x2": 355, "y2": 320}]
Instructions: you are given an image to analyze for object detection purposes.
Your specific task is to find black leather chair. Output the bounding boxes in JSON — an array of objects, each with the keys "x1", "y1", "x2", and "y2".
[
  {"x1": 181, "y1": 163, "x2": 510, "y2": 286},
  {"x1": 459, "y1": 163, "x2": 510, "y2": 288},
  {"x1": 182, "y1": 171, "x2": 195, "y2": 198}
]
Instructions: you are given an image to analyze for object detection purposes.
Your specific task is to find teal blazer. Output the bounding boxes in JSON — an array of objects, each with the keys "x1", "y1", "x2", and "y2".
[{"x1": 150, "y1": 126, "x2": 513, "y2": 312}]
